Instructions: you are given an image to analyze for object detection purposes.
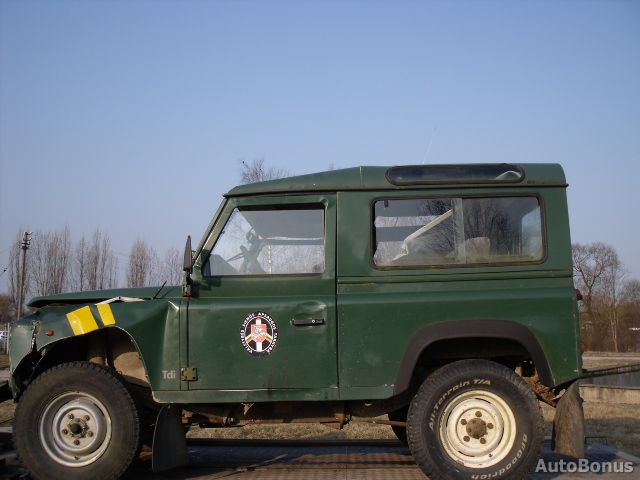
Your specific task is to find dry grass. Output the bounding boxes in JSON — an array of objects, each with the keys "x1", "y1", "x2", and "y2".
[{"x1": 187, "y1": 420, "x2": 397, "y2": 441}]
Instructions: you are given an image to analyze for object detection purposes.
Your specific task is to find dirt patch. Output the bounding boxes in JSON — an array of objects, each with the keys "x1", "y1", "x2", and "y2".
[
  {"x1": 187, "y1": 419, "x2": 397, "y2": 441},
  {"x1": 0, "y1": 400, "x2": 15, "y2": 427},
  {"x1": 0, "y1": 354, "x2": 8, "y2": 369}
]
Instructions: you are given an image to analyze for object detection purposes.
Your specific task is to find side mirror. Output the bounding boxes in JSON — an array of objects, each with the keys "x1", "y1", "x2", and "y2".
[{"x1": 183, "y1": 235, "x2": 193, "y2": 273}]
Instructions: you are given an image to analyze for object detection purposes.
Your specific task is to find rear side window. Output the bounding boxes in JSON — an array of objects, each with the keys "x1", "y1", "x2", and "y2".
[
  {"x1": 205, "y1": 206, "x2": 325, "y2": 276},
  {"x1": 373, "y1": 196, "x2": 543, "y2": 267}
]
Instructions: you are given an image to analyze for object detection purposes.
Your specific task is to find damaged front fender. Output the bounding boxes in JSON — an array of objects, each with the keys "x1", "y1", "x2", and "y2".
[{"x1": 8, "y1": 294, "x2": 182, "y2": 399}]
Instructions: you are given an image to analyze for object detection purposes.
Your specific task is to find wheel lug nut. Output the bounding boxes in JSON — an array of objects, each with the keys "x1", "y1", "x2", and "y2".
[
  {"x1": 88, "y1": 431, "x2": 94, "y2": 437},
  {"x1": 84, "y1": 415, "x2": 90, "y2": 421},
  {"x1": 62, "y1": 429, "x2": 68, "y2": 435},
  {"x1": 480, "y1": 438, "x2": 486, "y2": 444},
  {"x1": 475, "y1": 411, "x2": 482, "y2": 417},
  {"x1": 460, "y1": 419, "x2": 467, "y2": 425},
  {"x1": 463, "y1": 436, "x2": 470, "y2": 442},
  {"x1": 487, "y1": 423, "x2": 494, "y2": 429},
  {"x1": 73, "y1": 439, "x2": 80, "y2": 445},
  {"x1": 68, "y1": 414, "x2": 74, "y2": 419}
]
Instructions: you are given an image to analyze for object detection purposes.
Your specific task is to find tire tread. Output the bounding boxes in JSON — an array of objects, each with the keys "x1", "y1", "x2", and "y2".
[
  {"x1": 407, "y1": 359, "x2": 544, "y2": 480},
  {"x1": 14, "y1": 361, "x2": 141, "y2": 480}
]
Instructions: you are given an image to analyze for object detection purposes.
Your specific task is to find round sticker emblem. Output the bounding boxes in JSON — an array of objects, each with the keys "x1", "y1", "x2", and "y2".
[{"x1": 240, "y1": 312, "x2": 278, "y2": 357}]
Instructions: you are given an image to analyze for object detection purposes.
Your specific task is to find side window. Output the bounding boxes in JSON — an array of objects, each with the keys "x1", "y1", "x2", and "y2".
[
  {"x1": 205, "y1": 206, "x2": 325, "y2": 276},
  {"x1": 373, "y1": 196, "x2": 543, "y2": 267}
]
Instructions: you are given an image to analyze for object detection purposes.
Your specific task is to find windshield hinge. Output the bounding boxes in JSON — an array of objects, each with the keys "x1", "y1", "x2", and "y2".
[{"x1": 180, "y1": 367, "x2": 198, "y2": 382}]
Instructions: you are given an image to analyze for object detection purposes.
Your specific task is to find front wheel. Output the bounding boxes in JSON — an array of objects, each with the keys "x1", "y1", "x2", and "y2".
[
  {"x1": 407, "y1": 360, "x2": 543, "y2": 480},
  {"x1": 14, "y1": 361, "x2": 141, "y2": 480}
]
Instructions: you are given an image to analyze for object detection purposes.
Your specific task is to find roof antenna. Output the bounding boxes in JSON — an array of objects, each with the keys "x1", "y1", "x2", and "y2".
[{"x1": 422, "y1": 126, "x2": 438, "y2": 164}]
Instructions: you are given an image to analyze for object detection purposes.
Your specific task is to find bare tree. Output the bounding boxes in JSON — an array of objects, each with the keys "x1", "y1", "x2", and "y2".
[
  {"x1": 159, "y1": 247, "x2": 182, "y2": 285},
  {"x1": 0, "y1": 293, "x2": 13, "y2": 324},
  {"x1": 620, "y1": 279, "x2": 640, "y2": 351},
  {"x1": 602, "y1": 252, "x2": 625, "y2": 352},
  {"x1": 71, "y1": 229, "x2": 118, "y2": 291},
  {"x1": 572, "y1": 242, "x2": 625, "y2": 351},
  {"x1": 573, "y1": 243, "x2": 614, "y2": 318},
  {"x1": 621, "y1": 279, "x2": 640, "y2": 303},
  {"x1": 87, "y1": 229, "x2": 118, "y2": 290},
  {"x1": 127, "y1": 239, "x2": 159, "y2": 287},
  {"x1": 30, "y1": 226, "x2": 72, "y2": 297},
  {"x1": 239, "y1": 158, "x2": 290, "y2": 184},
  {"x1": 72, "y1": 236, "x2": 88, "y2": 292}
]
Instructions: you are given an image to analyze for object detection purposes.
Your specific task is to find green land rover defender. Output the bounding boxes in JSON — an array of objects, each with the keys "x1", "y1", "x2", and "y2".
[{"x1": 6, "y1": 164, "x2": 589, "y2": 479}]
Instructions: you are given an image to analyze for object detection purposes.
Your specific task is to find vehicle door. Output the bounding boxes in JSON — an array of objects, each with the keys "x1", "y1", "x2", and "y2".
[{"x1": 186, "y1": 194, "x2": 337, "y2": 392}]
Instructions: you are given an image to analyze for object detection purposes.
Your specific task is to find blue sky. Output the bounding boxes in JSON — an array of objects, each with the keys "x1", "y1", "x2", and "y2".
[{"x1": 1, "y1": 0, "x2": 639, "y2": 288}]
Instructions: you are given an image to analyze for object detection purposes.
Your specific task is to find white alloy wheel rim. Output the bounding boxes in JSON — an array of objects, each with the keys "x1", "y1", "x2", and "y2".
[
  {"x1": 438, "y1": 389, "x2": 517, "y2": 468},
  {"x1": 39, "y1": 391, "x2": 112, "y2": 467}
]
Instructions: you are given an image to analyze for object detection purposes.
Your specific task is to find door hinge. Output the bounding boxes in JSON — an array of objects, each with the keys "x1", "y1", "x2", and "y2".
[{"x1": 180, "y1": 367, "x2": 198, "y2": 381}]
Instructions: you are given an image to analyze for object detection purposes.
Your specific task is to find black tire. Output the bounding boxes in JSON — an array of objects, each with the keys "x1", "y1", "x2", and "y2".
[
  {"x1": 388, "y1": 407, "x2": 408, "y2": 446},
  {"x1": 14, "y1": 361, "x2": 141, "y2": 480},
  {"x1": 407, "y1": 360, "x2": 543, "y2": 480}
]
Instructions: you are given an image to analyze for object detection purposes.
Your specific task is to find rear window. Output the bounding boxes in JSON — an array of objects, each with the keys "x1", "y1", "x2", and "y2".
[{"x1": 373, "y1": 196, "x2": 543, "y2": 267}]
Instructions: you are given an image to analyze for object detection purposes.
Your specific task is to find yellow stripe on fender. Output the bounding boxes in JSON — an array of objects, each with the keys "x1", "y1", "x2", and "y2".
[
  {"x1": 96, "y1": 303, "x2": 117, "y2": 326},
  {"x1": 66, "y1": 306, "x2": 100, "y2": 335}
]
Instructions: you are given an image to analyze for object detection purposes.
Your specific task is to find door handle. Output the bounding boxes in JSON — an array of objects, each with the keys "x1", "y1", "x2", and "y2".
[{"x1": 291, "y1": 318, "x2": 325, "y2": 326}]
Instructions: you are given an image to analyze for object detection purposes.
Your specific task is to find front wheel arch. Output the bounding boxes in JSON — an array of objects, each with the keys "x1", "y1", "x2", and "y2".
[{"x1": 11, "y1": 328, "x2": 151, "y2": 399}]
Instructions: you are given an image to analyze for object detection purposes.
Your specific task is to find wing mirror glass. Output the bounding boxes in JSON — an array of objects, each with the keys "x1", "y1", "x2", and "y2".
[{"x1": 183, "y1": 235, "x2": 193, "y2": 273}]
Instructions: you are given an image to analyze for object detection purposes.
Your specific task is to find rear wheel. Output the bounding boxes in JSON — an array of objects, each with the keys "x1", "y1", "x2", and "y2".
[
  {"x1": 407, "y1": 359, "x2": 543, "y2": 480},
  {"x1": 14, "y1": 361, "x2": 140, "y2": 480}
]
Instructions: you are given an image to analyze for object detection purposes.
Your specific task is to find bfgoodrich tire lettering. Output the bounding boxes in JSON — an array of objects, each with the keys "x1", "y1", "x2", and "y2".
[
  {"x1": 14, "y1": 361, "x2": 141, "y2": 480},
  {"x1": 407, "y1": 359, "x2": 543, "y2": 480}
]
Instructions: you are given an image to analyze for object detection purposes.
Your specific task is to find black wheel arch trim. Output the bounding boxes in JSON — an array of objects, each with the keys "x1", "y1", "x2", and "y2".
[
  {"x1": 394, "y1": 319, "x2": 555, "y2": 394},
  {"x1": 10, "y1": 326, "x2": 151, "y2": 399}
]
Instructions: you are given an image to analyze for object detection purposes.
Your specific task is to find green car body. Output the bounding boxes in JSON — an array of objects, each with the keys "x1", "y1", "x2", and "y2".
[
  {"x1": 9, "y1": 163, "x2": 581, "y2": 405},
  {"x1": 9, "y1": 163, "x2": 587, "y2": 479}
]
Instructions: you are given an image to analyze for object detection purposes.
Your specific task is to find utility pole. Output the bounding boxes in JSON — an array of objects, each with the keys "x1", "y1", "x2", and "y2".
[{"x1": 16, "y1": 231, "x2": 32, "y2": 320}]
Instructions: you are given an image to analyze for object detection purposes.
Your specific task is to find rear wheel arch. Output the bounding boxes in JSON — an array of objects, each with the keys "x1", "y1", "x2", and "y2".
[{"x1": 394, "y1": 320, "x2": 555, "y2": 395}]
